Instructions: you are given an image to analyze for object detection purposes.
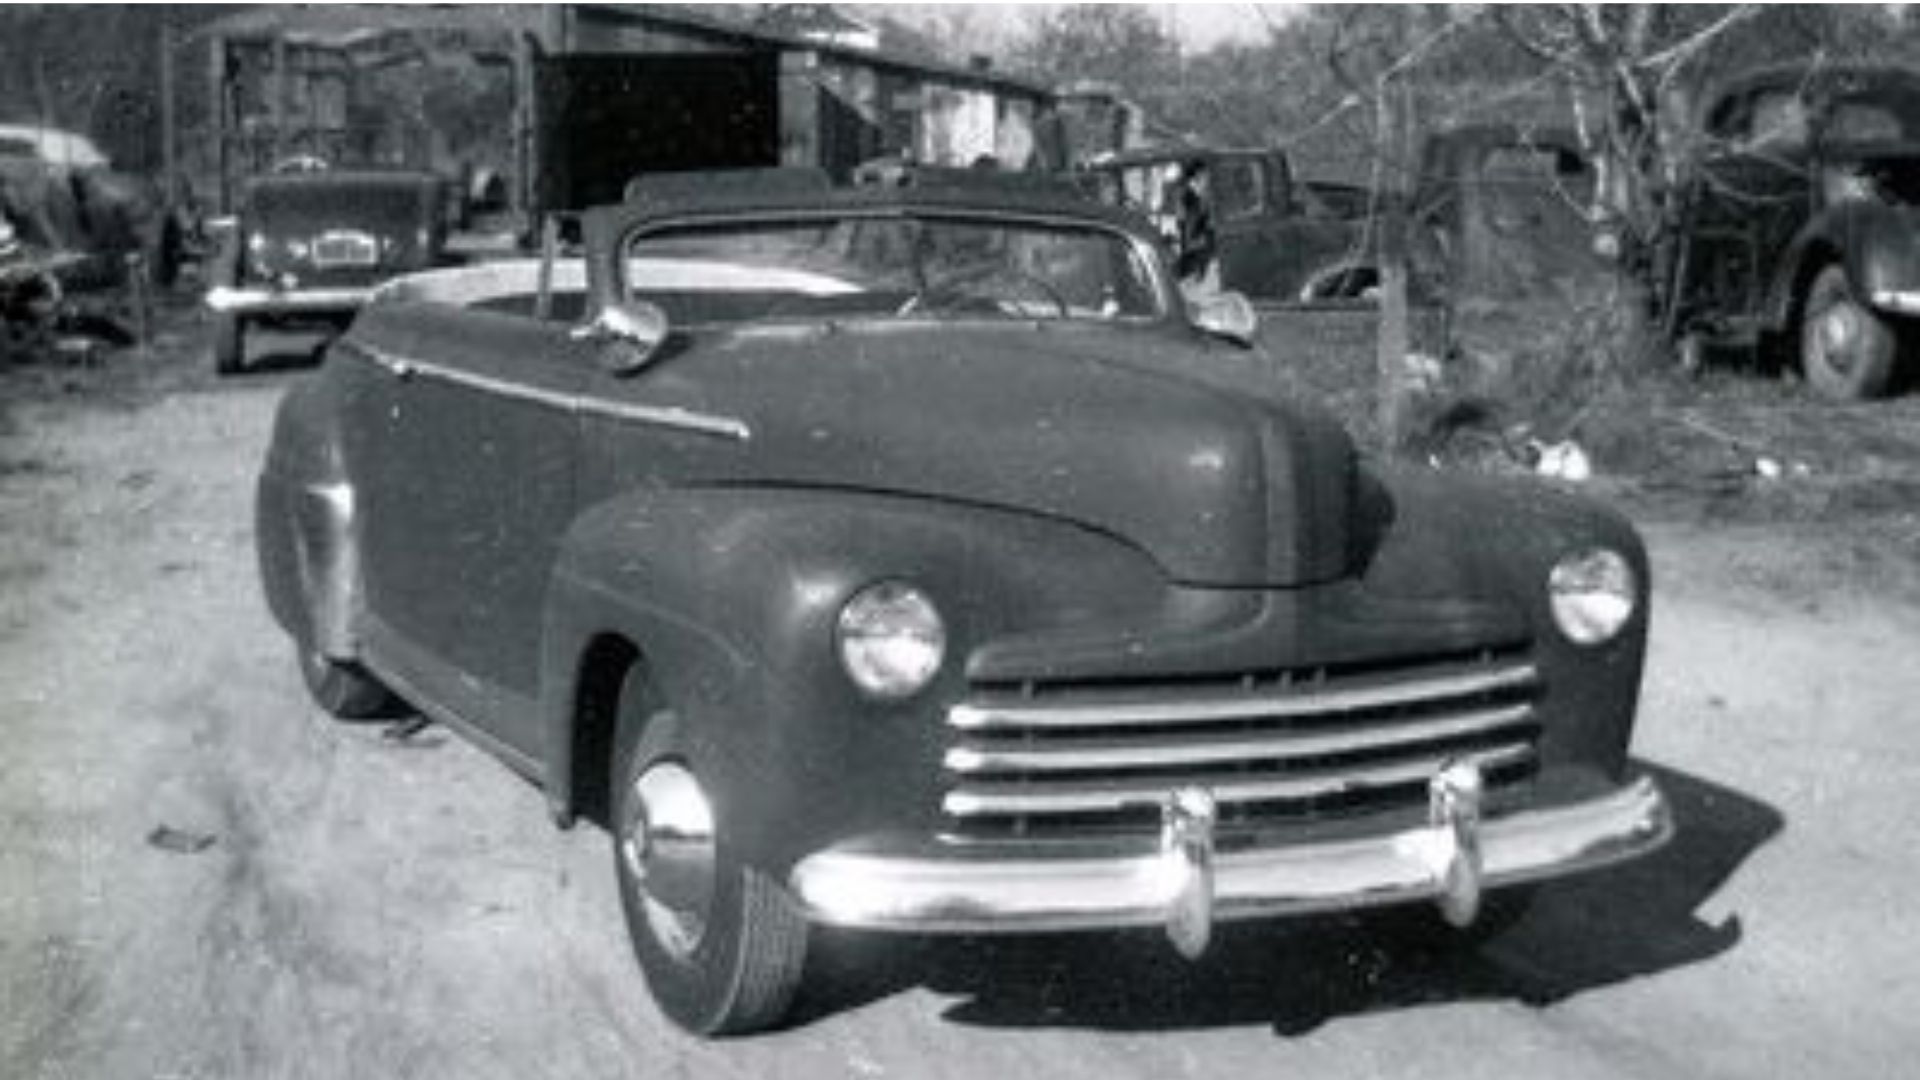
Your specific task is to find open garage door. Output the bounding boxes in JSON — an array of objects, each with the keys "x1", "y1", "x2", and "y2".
[{"x1": 535, "y1": 52, "x2": 780, "y2": 214}]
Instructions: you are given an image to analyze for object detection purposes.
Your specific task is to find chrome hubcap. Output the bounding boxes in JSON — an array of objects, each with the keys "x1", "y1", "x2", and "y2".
[
  {"x1": 619, "y1": 762, "x2": 716, "y2": 960},
  {"x1": 1818, "y1": 304, "x2": 1860, "y2": 371}
]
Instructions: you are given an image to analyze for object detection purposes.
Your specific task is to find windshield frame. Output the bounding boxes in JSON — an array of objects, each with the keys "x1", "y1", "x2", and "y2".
[{"x1": 613, "y1": 206, "x2": 1178, "y2": 331}]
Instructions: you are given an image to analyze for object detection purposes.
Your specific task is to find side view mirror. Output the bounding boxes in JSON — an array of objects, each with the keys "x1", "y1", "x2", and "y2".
[
  {"x1": 1187, "y1": 290, "x2": 1259, "y2": 348},
  {"x1": 573, "y1": 298, "x2": 670, "y2": 375}
]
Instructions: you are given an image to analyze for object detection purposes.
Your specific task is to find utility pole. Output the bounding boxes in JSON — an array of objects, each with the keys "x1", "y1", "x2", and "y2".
[{"x1": 1374, "y1": 72, "x2": 1413, "y2": 456}]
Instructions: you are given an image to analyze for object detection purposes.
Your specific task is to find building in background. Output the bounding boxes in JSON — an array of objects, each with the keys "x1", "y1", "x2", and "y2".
[{"x1": 196, "y1": 4, "x2": 1057, "y2": 219}]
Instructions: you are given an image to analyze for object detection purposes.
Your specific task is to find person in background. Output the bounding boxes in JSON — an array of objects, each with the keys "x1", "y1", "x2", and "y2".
[{"x1": 1162, "y1": 157, "x2": 1219, "y2": 292}]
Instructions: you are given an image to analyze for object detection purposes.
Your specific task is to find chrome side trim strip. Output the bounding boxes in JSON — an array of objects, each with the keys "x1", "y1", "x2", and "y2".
[
  {"x1": 353, "y1": 344, "x2": 750, "y2": 442},
  {"x1": 944, "y1": 703, "x2": 1536, "y2": 775},
  {"x1": 948, "y1": 662, "x2": 1539, "y2": 732},
  {"x1": 942, "y1": 743, "x2": 1533, "y2": 818},
  {"x1": 576, "y1": 398, "x2": 753, "y2": 441}
]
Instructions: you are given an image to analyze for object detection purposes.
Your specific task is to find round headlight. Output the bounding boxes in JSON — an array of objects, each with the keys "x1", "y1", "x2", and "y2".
[
  {"x1": 837, "y1": 582, "x2": 946, "y2": 701},
  {"x1": 1548, "y1": 549, "x2": 1636, "y2": 645}
]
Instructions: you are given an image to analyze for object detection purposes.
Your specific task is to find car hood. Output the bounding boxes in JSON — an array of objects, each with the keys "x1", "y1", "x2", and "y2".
[{"x1": 658, "y1": 321, "x2": 1358, "y2": 588}]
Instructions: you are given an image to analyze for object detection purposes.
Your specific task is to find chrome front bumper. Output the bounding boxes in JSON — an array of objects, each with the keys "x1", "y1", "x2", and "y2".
[
  {"x1": 789, "y1": 772, "x2": 1671, "y2": 954},
  {"x1": 204, "y1": 284, "x2": 374, "y2": 318}
]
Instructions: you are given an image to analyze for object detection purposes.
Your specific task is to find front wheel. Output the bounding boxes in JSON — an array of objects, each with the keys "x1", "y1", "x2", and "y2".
[
  {"x1": 1801, "y1": 265, "x2": 1899, "y2": 400},
  {"x1": 611, "y1": 678, "x2": 808, "y2": 1036}
]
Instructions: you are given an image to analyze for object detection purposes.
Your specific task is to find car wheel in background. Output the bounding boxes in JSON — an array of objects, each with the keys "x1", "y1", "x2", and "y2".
[
  {"x1": 611, "y1": 672, "x2": 808, "y2": 1036},
  {"x1": 1801, "y1": 264, "x2": 1898, "y2": 400},
  {"x1": 213, "y1": 313, "x2": 246, "y2": 376},
  {"x1": 1676, "y1": 330, "x2": 1709, "y2": 378}
]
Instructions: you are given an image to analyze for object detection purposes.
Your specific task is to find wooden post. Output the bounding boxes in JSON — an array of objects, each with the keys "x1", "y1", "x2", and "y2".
[
  {"x1": 211, "y1": 34, "x2": 229, "y2": 213},
  {"x1": 159, "y1": 23, "x2": 177, "y2": 209},
  {"x1": 778, "y1": 51, "x2": 821, "y2": 169},
  {"x1": 1374, "y1": 73, "x2": 1413, "y2": 456},
  {"x1": 270, "y1": 35, "x2": 289, "y2": 166}
]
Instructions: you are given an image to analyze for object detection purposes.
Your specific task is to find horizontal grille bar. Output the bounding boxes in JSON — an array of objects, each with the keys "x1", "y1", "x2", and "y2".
[
  {"x1": 943, "y1": 743, "x2": 1533, "y2": 818},
  {"x1": 945, "y1": 703, "x2": 1535, "y2": 776},
  {"x1": 948, "y1": 661, "x2": 1538, "y2": 732}
]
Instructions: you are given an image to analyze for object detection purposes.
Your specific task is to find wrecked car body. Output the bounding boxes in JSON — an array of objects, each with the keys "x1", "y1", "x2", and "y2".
[
  {"x1": 1667, "y1": 63, "x2": 1920, "y2": 398},
  {"x1": 255, "y1": 167, "x2": 1671, "y2": 1035}
]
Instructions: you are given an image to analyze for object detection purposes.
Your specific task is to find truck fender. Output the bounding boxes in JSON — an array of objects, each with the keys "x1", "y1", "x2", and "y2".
[{"x1": 1764, "y1": 201, "x2": 1916, "y2": 331}]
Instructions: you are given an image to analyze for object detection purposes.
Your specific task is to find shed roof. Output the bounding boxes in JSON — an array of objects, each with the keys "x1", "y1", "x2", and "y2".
[{"x1": 199, "y1": 5, "x2": 1050, "y2": 100}]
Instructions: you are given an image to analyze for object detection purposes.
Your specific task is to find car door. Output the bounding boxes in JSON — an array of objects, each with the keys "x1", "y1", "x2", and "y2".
[
  {"x1": 346, "y1": 306, "x2": 589, "y2": 759},
  {"x1": 1214, "y1": 152, "x2": 1362, "y2": 302}
]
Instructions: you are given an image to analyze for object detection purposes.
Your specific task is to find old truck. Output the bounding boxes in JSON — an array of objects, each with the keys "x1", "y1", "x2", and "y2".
[{"x1": 255, "y1": 167, "x2": 1671, "y2": 1035}]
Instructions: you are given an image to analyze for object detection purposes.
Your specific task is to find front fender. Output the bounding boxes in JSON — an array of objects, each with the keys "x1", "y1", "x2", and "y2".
[
  {"x1": 1359, "y1": 467, "x2": 1651, "y2": 778},
  {"x1": 537, "y1": 487, "x2": 1167, "y2": 868}
]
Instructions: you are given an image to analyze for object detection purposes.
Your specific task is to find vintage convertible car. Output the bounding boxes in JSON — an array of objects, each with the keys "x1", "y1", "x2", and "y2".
[
  {"x1": 255, "y1": 167, "x2": 1672, "y2": 1035},
  {"x1": 205, "y1": 168, "x2": 448, "y2": 374}
]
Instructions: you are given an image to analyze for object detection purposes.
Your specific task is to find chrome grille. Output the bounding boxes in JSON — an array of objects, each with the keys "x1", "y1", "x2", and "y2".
[
  {"x1": 942, "y1": 652, "x2": 1541, "y2": 835},
  {"x1": 312, "y1": 231, "x2": 378, "y2": 268}
]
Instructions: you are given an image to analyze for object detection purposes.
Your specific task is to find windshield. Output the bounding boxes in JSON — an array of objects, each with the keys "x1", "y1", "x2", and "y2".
[
  {"x1": 252, "y1": 180, "x2": 427, "y2": 225},
  {"x1": 622, "y1": 213, "x2": 1165, "y2": 327}
]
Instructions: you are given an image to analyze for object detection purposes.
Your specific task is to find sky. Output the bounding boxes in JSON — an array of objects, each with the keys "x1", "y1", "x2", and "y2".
[
  {"x1": 868, "y1": 3, "x2": 1298, "y2": 54},
  {"x1": 1157, "y1": 3, "x2": 1298, "y2": 49}
]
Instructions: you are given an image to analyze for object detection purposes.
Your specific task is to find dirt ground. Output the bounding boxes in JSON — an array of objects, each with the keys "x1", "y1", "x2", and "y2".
[{"x1": 4, "y1": 311, "x2": 1920, "y2": 1078}]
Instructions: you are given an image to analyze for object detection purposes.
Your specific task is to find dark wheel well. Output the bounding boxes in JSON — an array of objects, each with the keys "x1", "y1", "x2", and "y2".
[
  {"x1": 570, "y1": 634, "x2": 644, "y2": 827},
  {"x1": 1783, "y1": 245, "x2": 1842, "y2": 337}
]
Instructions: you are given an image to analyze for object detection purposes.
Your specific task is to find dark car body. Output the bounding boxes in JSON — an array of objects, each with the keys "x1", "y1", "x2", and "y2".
[
  {"x1": 255, "y1": 168, "x2": 1670, "y2": 1034},
  {"x1": 1412, "y1": 125, "x2": 1608, "y2": 303},
  {"x1": 1665, "y1": 63, "x2": 1920, "y2": 398},
  {"x1": 1078, "y1": 147, "x2": 1374, "y2": 301},
  {"x1": 1076, "y1": 133, "x2": 1602, "y2": 313},
  {"x1": 205, "y1": 169, "x2": 448, "y2": 373},
  {"x1": 0, "y1": 149, "x2": 166, "y2": 293}
]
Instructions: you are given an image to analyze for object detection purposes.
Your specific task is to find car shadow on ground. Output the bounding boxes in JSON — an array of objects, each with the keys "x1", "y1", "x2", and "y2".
[{"x1": 791, "y1": 761, "x2": 1781, "y2": 1034}]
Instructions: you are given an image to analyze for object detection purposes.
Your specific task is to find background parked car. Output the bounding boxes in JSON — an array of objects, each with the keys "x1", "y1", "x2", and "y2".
[
  {"x1": 1077, "y1": 146, "x2": 1376, "y2": 303},
  {"x1": 204, "y1": 168, "x2": 451, "y2": 374},
  {"x1": 1663, "y1": 63, "x2": 1920, "y2": 399}
]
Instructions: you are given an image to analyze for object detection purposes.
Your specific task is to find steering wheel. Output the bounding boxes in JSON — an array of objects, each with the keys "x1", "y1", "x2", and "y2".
[{"x1": 900, "y1": 262, "x2": 1071, "y2": 319}]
